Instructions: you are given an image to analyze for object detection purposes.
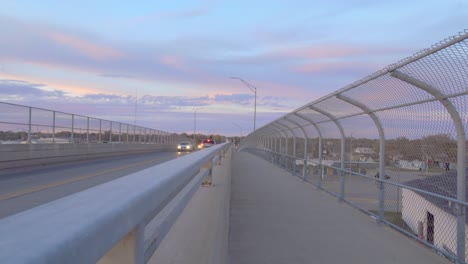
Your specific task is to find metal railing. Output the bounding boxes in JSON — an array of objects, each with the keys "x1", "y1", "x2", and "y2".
[
  {"x1": 241, "y1": 29, "x2": 468, "y2": 263},
  {"x1": 0, "y1": 101, "x2": 190, "y2": 144},
  {"x1": 0, "y1": 143, "x2": 230, "y2": 264}
]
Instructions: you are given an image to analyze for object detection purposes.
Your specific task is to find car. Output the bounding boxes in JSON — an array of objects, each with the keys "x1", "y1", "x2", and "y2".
[
  {"x1": 198, "y1": 139, "x2": 216, "y2": 149},
  {"x1": 177, "y1": 142, "x2": 193, "y2": 152}
]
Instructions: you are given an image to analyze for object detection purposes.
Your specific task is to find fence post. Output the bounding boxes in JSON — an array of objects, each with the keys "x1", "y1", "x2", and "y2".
[
  {"x1": 71, "y1": 114, "x2": 74, "y2": 143},
  {"x1": 318, "y1": 138, "x2": 323, "y2": 188},
  {"x1": 99, "y1": 119, "x2": 102, "y2": 143},
  {"x1": 109, "y1": 122, "x2": 113, "y2": 143},
  {"x1": 52, "y1": 111, "x2": 56, "y2": 143},
  {"x1": 86, "y1": 117, "x2": 89, "y2": 143},
  {"x1": 27, "y1": 107, "x2": 32, "y2": 143}
]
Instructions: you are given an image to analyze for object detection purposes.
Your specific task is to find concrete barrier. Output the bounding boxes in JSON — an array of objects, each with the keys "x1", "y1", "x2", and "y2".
[
  {"x1": 0, "y1": 144, "x2": 229, "y2": 264},
  {"x1": 148, "y1": 146, "x2": 232, "y2": 264},
  {"x1": 0, "y1": 143, "x2": 177, "y2": 169}
]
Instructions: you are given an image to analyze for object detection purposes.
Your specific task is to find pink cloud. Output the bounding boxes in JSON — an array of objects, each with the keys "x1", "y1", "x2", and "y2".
[
  {"x1": 264, "y1": 44, "x2": 410, "y2": 61},
  {"x1": 160, "y1": 55, "x2": 188, "y2": 72},
  {"x1": 45, "y1": 31, "x2": 124, "y2": 61},
  {"x1": 293, "y1": 61, "x2": 380, "y2": 74},
  {"x1": 129, "y1": 0, "x2": 216, "y2": 25}
]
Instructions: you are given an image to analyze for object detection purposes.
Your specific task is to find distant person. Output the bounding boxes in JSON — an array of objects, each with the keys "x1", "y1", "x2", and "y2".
[{"x1": 445, "y1": 162, "x2": 450, "y2": 172}]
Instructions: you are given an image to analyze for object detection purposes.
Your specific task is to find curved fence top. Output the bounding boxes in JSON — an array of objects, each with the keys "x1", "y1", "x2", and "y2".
[
  {"x1": 245, "y1": 29, "x2": 468, "y2": 163},
  {"x1": 248, "y1": 30, "x2": 468, "y2": 143},
  {"x1": 243, "y1": 29, "x2": 468, "y2": 263}
]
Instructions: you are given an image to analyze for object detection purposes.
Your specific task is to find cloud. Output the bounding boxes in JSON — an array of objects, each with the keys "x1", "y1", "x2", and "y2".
[
  {"x1": 45, "y1": 31, "x2": 124, "y2": 61},
  {"x1": 0, "y1": 78, "x2": 295, "y2": 114},
  {"x1": 0, "y1": 15, "x2": 392, "y2": 105},
  {"x1": 0, "y1": 78, "x2": 291, "y2": 135},
  {"x1": 98, "y1": 73, "x2": 135, "y2": 79},
  {"x1": 129, "y1": 0, "x2": 217, "y2": 25},
  {"x1": 160, "y1": 55, "x2": 188, "y2": 72},
  {"x1": 292, "y1": 61, "x2": 380, "y2": 75},
  {"x1": 0, "y1": 80, "x2": 64, "y2": 98},
  {"x1": 139, "y1": 94, "x2": 209, "y2": 107},
  {"x1": 0, "y1": 16, "x2": 240, "y2": 95},
  {"x1": 0, "y1": 12, "x2": 425, "y2": 121},
  {"x1": 214, "y1": 93, "x2": 254, "y2": 105}
]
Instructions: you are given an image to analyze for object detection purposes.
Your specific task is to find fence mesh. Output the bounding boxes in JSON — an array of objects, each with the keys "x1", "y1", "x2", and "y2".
[
  {"x1": 0, "y1": 102, "x2": 188, "y2": 144},
  {"x1": 243, "y1": 30, "x2": 468, "y2": 263}
]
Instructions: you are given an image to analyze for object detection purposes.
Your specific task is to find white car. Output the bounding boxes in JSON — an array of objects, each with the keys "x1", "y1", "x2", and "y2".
[{"x1": 177, "y1": 142, "x2": 193, "y2": 152}]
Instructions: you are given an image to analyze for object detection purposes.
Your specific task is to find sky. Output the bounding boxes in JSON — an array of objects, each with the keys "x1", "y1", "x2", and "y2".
[{"x1": 0, "y1": 0, "x2": 467, "y2": 136}]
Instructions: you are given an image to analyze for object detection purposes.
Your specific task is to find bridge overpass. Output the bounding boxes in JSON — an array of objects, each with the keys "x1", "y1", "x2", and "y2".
[{"x1": 0, "y1": 30, "x2": 467, "y2": 263}]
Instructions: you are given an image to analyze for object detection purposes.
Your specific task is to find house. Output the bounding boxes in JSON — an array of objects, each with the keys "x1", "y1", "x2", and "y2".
[
  {"x1": 398, "y1": 159, "x2": 427, "y2": 171},
  {"x1": 295, "y1": 158, "x2": 378, "y2": 177},
  {"x1": 354, "y1": 147, "x2": 375, "y2": 155},
  {"x1": 402, "y1": 172, "x2": 468, "y2": 260}
]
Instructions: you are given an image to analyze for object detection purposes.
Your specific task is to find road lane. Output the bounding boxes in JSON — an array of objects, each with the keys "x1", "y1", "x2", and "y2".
[{"x1": 0, "y1": 151, "x2": 191, "y2": 219}]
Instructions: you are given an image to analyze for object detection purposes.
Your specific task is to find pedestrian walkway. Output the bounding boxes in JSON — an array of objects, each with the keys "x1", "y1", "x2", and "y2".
[{"x1": 228, "y1": 151, "x2": 450, "y2": 264}]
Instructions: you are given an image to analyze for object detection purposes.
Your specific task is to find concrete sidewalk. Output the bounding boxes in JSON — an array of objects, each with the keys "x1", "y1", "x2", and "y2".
[{"x1": 228, "y1": 151, "x2": 450, "y2": 264}]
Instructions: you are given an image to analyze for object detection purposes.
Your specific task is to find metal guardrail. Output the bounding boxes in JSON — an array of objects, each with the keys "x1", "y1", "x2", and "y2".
[
  {"x1": 241, "y1": 30, "x2": 468, "y2": 263},
  {"x1": 0, "y1": 101, "x2": 190, "y2": 144},
  {"x1": 0, "y1": 143, "x2": 230, "y2": 264}
]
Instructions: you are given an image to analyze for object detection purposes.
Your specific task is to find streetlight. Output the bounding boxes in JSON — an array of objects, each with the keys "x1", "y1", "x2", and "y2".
[
  {"x1": 231, "y1": 77, "x2": 257, "y2": 131},
  {"x1": 193, "y1": 107, "x2": 202, "y2": 143}
]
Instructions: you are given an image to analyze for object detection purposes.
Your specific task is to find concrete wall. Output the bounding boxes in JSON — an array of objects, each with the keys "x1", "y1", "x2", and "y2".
[{"x1": 0, "y1": 143, "x2": 177, "y2": 169}]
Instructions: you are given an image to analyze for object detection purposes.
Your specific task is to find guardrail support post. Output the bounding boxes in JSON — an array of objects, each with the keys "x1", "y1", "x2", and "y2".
[
  {"x1": 97, "y1": 224, "x2": 145, "y2": 264},
  {"x1": 201, "y1": 159, "x2": 213, "y2": 186}
]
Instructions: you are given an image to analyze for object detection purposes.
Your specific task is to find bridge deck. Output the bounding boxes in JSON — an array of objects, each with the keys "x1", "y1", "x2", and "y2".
[{"x1": 229, "y1": 151, "x2": 450, "y2": 264}]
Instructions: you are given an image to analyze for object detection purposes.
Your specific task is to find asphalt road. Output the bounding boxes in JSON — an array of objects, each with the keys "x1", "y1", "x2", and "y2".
[{"x1": 0, "y1": 151, "x2": 191, "y2": 219}]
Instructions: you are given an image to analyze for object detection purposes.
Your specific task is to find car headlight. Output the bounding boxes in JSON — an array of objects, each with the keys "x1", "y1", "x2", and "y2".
[
  {"x1": 186, "y1": 145, "x2": 191, "y2": 149},
  {"x1": 177, "y1": 146, "x2": 181, "y2": 149}
]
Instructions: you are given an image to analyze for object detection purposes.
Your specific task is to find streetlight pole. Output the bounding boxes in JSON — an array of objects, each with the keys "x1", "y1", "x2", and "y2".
[
  {"x1": 231, "y1": 77, "x2": 257, "y2": 131},
  {"x1": 193, "y1": 107, "x2": 201, "y2": 143}
]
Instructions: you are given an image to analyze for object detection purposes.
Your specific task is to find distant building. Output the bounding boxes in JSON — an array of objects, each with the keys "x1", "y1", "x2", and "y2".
[
  {"x1": 402, "y1": 172, "x2": 468, "y2": 260},
  {"x1": 354, "y1": 147, "x2": 375, "y2": 155},
  {"x1": 398, "y1": 160, "x2": 427, "y2": 171}
]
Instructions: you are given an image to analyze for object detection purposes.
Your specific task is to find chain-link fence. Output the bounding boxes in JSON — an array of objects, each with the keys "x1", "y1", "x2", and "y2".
[
  {"x1": 0, "y1": 101, "x2": 190, "y2": 145},
  {"x1": 242, "y1": 30, "x2": 468, "y2": 263}
]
